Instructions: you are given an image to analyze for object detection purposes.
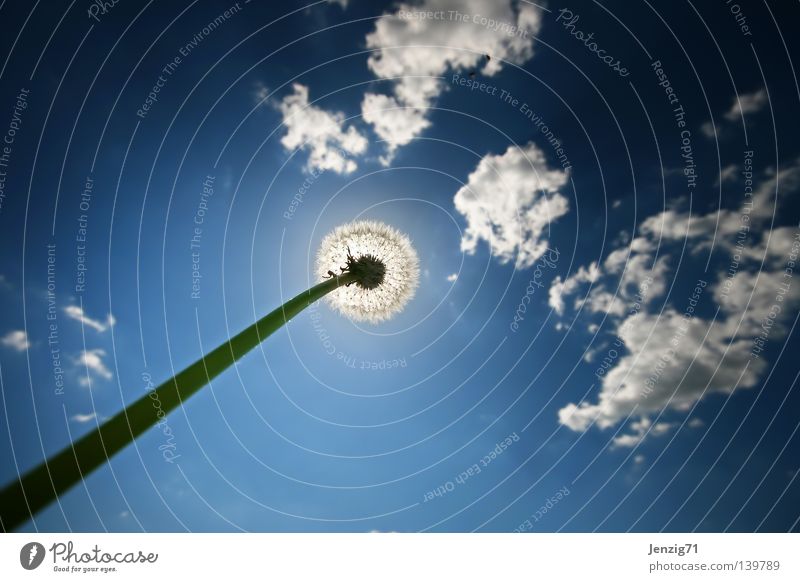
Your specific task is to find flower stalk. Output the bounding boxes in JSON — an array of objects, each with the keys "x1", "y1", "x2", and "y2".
[{"x1": 0, "y1": 272, "x2": 357, "y2": 531}]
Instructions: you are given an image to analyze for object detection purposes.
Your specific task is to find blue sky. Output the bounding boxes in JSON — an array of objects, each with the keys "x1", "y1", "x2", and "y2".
[{"x1": 1, "y1": 0, "x2": 799, "y2": 532}]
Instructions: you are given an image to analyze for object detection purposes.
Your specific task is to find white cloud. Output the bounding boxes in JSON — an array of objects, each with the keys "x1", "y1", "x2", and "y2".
[
  {"x1": 700, "y1": 121, "x2": 717, "y2": 139},
  {"x1": 1, "y1": 330, "x2": 30, "y2": 352},
  {"x1": 556, "y1": 158, "x2": 800, "y2": 443},
  {"x1": 360, "y1": 93, "x2": 429, "y2": 164},
  {"x1": 724, "y1": 88, "x2": 767, "y2": 121},
  {"x1": 640, "y1": 159, "x2": 800, "y2": 246},
  {"x1": 702, "y1": 89, "x2": 767, "y2": 140},
  {"x1": 252, "y1": 81, "x2": 270, "y2": 106},
  {"x1": 279, "y1": 83, "x2": 368, "y2": 174},
  {"x1": 63, "y1": 305, "x2": 115, "y2": 333},
  {"x1": 362, "y1": 0, "x2": 542, "y2": 161},
  {"x1": 717, "y1": 164, "x2": 738, "y2": 185},
  {"x1": 454, "y1": 142, "x2": 569, "y2": 269},
  {"x1": 560, "y1": 304, "x2": 771, "y2": 432},
  {"x1": 611, "y1": 417, "x2": 674, "y2": 448},
  {"x1": 71, "y1": 412, "x2": 97, "y2": 423},
  {"x1": 549, "y1": 240, "x2": 668, "y2": 318},
  {"x1": 446, "y1": 273, "x2": 458, "y2": 282},
  {"x1": 76, "y1": 349, "x2": 113, "y2": 386},
  {"x1": 687, "y1": 417, "x2": 705, "y2": 428},
  {"x1": 549, "y1": 262, "x2": 600, "y2": 315}
]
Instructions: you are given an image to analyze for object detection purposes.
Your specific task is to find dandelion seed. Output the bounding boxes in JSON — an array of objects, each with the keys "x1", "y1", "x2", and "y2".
[{"x1": 317, "y1": 220, "x2": 420, "y2": 323}]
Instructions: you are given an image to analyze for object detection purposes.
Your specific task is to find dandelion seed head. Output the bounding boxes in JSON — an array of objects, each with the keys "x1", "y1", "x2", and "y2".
[{"x1": 317, "y1": 220, "x2": 420, "y2": 323}]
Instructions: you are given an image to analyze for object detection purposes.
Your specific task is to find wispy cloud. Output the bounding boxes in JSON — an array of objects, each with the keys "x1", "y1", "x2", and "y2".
[
  {"x1": 724, "y1": 88, "x2": 767, "y2": 121},
  {"x1": 252, "y1": 80, "x2": 270, "y2": 107},
  {"x1": 76, "y1": 349, "x2": 113, "y2": 386},
  {"x1": 63, "y1": 305, "x2": 115, "y2": 332},
  {"x1": 70, "y1": 412, "x2": 97, "y2": 423},
  {"x1": 446, "y1": 273, "x2": 458, "y2": 282},
  {"x1": 702, "y1": 88, "x2": 768, "y2": 140},
  {"x1": 612, "y1": 418, "x2": 674, "y2": 448},
  {"x1": 1, "y1": 330, "x2": 30, "y2": 352}
]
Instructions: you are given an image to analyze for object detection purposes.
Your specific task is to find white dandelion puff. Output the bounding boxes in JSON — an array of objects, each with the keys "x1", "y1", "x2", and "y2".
[{"x1": 316, "y1": 220, "x2": 420, "y2": 323}]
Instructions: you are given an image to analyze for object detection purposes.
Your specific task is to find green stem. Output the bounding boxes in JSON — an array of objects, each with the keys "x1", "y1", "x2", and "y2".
[{"x1": 0, "y1": 272, "x2": 357, "y2": 531}]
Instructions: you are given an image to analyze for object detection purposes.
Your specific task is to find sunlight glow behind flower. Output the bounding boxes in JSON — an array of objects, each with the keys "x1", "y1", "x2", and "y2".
[{"x1": 316, "y1": 220, "x2": 420, "y2": 323}]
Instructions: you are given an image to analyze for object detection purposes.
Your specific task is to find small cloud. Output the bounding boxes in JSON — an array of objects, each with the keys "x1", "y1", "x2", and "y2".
[
  {"x1": 279, "y1": 83, "x2": 367, "y2": 174},
  {"x1": 64, "y1": 305, "x2": 115, "y2": 333},
  {"x1": 687, "y1": 417, "x2": 705, "y2": 429},
  {"x1": 446, "y1": 273, "x2": 458, "y2": 282},
  {"x1": 252, "y1": 81, "x2": 270, "y2": 106},
  {"x1": 717, "y1": 164, "x2": 738, "y2": 185},
  {"x1": 76, "y1": 349, "x2": 113, "y2": 386},
  {"x1": 582, "y1": 348, "x2": 599, "y2": 363},
  {"x1": 70, "y1": 412, "x2": 97, "y2": 423},
  {"x1": 702, "y1": 89, "x2": 767, "y2": 141},
  {"x1": 611, "y1": 418, "x2": 674, "y2": 448},
  {"x1": 612, "y1": 200, "x2": 622, "y2": 209},
  {"x1": 724, "y1": 88, "x2": 767, "y2": 121},
  {"x1": 327, "y1": 0, "x2": 348, "y2": 7},
  {"x1": 1, "y1": 330, "x2": 30, "y2": 352},
  {"x1": 700, "y1": 121, "x2": 718, "y2": 139},
  {"x1": 651, "y1": 422, "x2": 674, "y2": 436},
  {"x1": 633, "y1": 454, "x2": 646, "y2": 464}
]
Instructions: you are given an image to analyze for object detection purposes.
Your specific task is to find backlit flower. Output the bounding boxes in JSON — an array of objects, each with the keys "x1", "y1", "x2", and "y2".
[{"x1": 316, "y1": 220, "x2": 420, "y2": 323}]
